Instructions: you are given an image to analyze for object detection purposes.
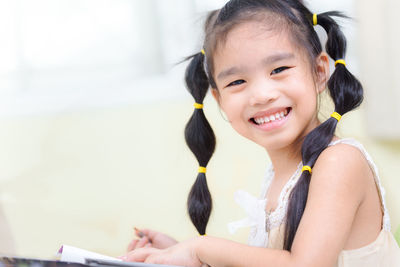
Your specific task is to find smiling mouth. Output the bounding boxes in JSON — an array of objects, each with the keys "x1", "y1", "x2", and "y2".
[{"x1": 250, "y1": 108, "x2": 292, "y2": 125}]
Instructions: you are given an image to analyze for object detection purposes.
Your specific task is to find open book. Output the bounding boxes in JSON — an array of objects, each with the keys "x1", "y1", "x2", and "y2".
[{"x1": 57, "y1": 245, "x2": 182, "y2": 267}]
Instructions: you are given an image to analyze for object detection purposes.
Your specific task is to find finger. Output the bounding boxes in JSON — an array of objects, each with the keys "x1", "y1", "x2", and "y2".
[
  {"x1": 125, "y1": 247, "x2": 159, "y2": 262},
  {"x1": 136, "y1": 228, "x2": 156, "y2": 240},
  {"x1": 135, "y1": 236, "x2": 150, "y2": 249},
  {"x1": 144, "y1": 254, "x2": 159, "y2": 264},
  {"x1": 145, "y1": 254, "x2": 175, "y2": 265},
  {"x1": 127, "y1": 239, "x2": 139, "y2": 252},
  {"x1": 134, "y1": 227, "x2": 145, "y2": 238}
]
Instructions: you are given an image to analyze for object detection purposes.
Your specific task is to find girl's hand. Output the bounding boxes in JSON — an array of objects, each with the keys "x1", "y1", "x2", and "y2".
[
  {"x1": 123, "y1": 238, "x2": 206, "y2": 267},
  {"x1": 127, "y1": 228, "x2": 178, "y2": 251}
]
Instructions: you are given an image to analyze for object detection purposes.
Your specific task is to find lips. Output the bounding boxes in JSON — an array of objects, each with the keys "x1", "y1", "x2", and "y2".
[{"x1": 250, "y1": 107, "x2": 291, "y2": 125}]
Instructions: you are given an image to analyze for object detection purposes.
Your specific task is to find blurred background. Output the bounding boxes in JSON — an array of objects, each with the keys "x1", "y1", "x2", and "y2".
[{"x1": 0, "y1": 0, "x2": 399, "y2": 258}]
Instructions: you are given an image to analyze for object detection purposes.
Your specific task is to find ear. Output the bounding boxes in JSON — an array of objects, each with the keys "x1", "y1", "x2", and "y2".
[
  {"x1": 211, "y1": 88, "x2": 221, "y2": 105},
  {"x1": 315, "y1": 52, "x2": 330, "y2": 94}
]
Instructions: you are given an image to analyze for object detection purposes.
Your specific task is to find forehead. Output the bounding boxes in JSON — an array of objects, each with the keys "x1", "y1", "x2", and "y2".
[
  {"x1": 221, "y1": 21, "x2": 289, "y2": 49},
  {"x1": 213, "y1": 21, "x2": 302, "y2": 70}
]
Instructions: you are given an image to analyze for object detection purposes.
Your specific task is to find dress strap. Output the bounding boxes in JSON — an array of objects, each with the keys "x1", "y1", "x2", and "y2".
[
  {"x1": 260, "y1": 164, "x2": 274, "y2": 199},
  {"x1": 328, "y1": 138, "x2": 391, "y2": 231}
]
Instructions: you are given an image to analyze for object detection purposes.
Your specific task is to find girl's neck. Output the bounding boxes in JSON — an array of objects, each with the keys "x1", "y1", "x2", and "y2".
[
  {"x1": 267, "y1": 135, "x2": 340, "y2": 180},
  {"x1": 267, "y1": 144, "x2": 303, "y2": 180},
  {"x1": 266, "y1": 118, "x2": 321, "y2": 179}
]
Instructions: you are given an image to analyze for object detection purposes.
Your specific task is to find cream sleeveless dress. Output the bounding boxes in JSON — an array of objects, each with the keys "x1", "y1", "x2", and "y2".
[{"x1": 228, "y1": 138, "x2": 400, "y2": 266}]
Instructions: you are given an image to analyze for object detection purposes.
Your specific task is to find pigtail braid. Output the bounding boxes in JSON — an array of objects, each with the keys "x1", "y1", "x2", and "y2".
[
  {"x1": 184, "y1": 52, "x2": 216, "y2": 235},
  {"x1": 317, "y1": 11, "x2": 364, "y2": 114},
  {"x1": 284, "y1": 11, "x2": 364, "y2": 251}
]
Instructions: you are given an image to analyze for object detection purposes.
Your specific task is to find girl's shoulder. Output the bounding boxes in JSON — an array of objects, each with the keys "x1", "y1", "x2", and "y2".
[
  {"x1": 311, "y1": 138, "x2": 374, "y2": 201},
  {"x1": 321, "y1": 138, "x2": 373, "y2": 172},
  {"x1": 316, "y1": 138, "x2": 391, "y2": 230},
  {"x1": 318, "y1": 138, "x2": 372, "y2": 171}
]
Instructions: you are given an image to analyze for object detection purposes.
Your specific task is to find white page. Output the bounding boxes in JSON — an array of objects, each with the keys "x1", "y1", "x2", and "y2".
[{"x1": 58, "y1": 244, "x2": 122, "y2": 264}]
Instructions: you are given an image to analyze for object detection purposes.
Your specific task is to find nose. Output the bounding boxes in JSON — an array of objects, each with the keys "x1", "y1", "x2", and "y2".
[{"x1": 248, "y1": 78, "x2": 279, "y2": 106}]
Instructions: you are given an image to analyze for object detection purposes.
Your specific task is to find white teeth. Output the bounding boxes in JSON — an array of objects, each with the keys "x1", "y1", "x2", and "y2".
[
  {"x1": 254, "y1": 109, "x2": 289, "y2": 125},
  {"x1": 255, "y1": 118, "x2": 263, "y2": 124}
]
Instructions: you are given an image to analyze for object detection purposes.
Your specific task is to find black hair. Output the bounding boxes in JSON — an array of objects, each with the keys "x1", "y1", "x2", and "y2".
[
  {"x1": 183, "y1": 0, "x2": 363, "y2": 247},
  {"x1": 184, "y1": 51, "x2": 216, "y2": 235}
]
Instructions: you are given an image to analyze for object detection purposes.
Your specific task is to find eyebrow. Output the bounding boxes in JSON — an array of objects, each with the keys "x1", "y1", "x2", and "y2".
[
  {"x1": 262, "y1": 52, "x2": 295, "y2": 65},
  {"x1": 216, "y1": 52, "x2": 295, "y2": 81}
]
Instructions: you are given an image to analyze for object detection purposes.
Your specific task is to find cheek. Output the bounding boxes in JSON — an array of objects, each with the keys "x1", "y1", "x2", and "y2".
[
  {"x1": 220, "y1": 96, "x2": 248, "y2": 129},
  {"x1": 220, "y1": 95, "x2": 243, "y2": 120},
  {"x1": 295, "y1": 91, "x2": 319, "y2": 122},
  {"x1": 291, "y1": 81, "x2": 318, "y2": 107},
  {"x1": 228, "y1": 116, "x2": 252, "y2": 141},
  {"x1": 221, "y1": 104, "x2": 238, "y2": 123}
]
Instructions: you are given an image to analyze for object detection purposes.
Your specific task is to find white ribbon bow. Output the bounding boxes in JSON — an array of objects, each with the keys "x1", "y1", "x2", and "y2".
[{"x1": 227, "y1": 190, "x2": 269, "y2": 247}]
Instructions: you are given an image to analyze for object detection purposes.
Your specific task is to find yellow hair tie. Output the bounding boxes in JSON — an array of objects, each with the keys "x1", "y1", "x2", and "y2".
[
  {"x1": 199, "y1": 234, "x2": 207, "y2": 236},
  {"x1": 194, "y1": 103, "x2": 204, "y2": 109},
  {"x1": 331, "y1": 112, "x2": 342, "y2": 122},
  {"x1": 313, "y1": 14, "x2": 318, "y2": 26},
  {"x1": 201, "y1": 49, "x2": 205, "y2": 55},
  {"x1": 198, "y1": 166, "x2": 207, "y2": 173},
  {"x1": 302, "y1": 165, "x2": 312, "y2": 174},
  {"x1": 335, "y1": 59, "x2": 346, "y2": 67}
]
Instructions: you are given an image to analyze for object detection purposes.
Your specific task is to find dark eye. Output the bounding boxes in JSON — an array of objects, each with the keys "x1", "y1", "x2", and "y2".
[
  {"x1": 227, "y1": 79, "x2": 245, "y2": 87},
  {"x1": 271, "y1": 66, "x2": 290, "y2": 75}
]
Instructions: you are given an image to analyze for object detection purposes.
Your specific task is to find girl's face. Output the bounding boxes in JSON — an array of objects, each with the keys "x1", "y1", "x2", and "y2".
[{"x1": 212, "y1": 21, "x2": 329, "y2": 152}]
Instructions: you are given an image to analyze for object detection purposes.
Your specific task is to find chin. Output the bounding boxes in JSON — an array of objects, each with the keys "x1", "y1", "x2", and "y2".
[{"x1": 254, "y1": 134, "x2": 298, "y2": 152}]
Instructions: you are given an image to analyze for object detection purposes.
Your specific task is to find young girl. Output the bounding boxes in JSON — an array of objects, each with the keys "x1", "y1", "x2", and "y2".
[{"x1": 123, "y1": 0, "x2": 400, "y2": 266}]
